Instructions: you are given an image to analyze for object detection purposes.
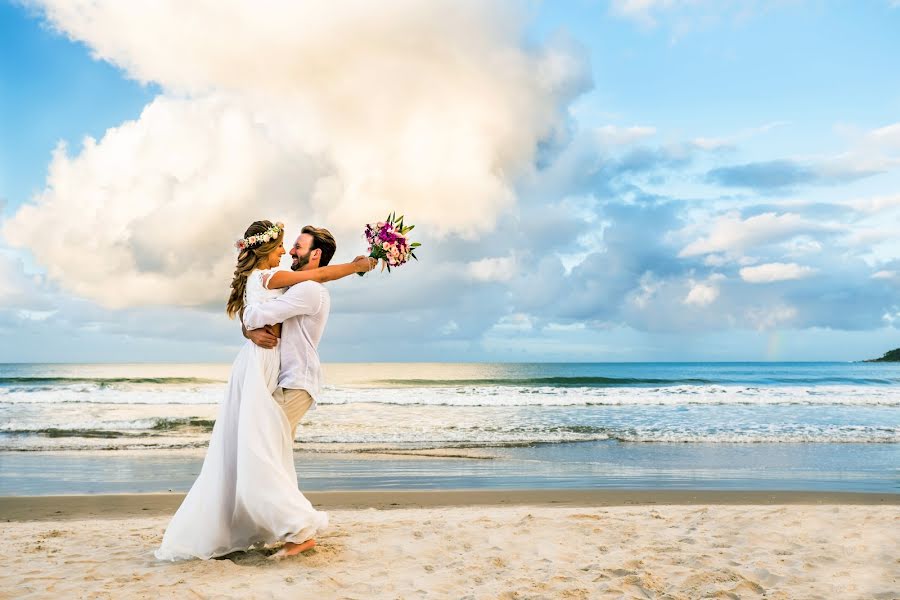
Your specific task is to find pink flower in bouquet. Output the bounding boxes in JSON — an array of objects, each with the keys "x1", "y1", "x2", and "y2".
[{"x1": 360, "y1": 213, "x2": 421, "y2": 275}]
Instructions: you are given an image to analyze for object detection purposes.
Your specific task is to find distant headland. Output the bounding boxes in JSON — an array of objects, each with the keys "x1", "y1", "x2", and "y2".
[{"x1": 865, "y1": 348, "x2": 900, "y2": 362}]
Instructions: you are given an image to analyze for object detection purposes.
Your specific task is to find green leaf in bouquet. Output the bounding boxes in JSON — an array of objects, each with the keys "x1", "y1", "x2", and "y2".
[{"x1": 410, "y1": 242, "x2": 421, "y2": 248}]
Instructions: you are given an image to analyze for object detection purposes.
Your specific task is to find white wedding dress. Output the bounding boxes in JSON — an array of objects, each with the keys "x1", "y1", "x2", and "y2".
[{"x1": 155, "y1": 268, "x2": 328, "y2": 561}]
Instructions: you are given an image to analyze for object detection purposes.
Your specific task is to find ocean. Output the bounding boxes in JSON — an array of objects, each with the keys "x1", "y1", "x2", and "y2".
[{"x1": 1, "y1": 362, "x2": 898, "y2": 494}]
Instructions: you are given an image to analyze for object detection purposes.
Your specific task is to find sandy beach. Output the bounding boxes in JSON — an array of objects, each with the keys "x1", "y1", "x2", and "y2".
[{"x1": 1, "y1": 491, "x2": 897, "y2": 599}]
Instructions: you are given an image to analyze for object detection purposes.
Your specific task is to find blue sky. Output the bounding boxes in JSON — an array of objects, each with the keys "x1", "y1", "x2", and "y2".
[
  {"x1": 0, "y1": 1, "x2": 157, "y2": 214},
  {"x1": 0, "y1": 0, "x2": 898, "y2": 362}
]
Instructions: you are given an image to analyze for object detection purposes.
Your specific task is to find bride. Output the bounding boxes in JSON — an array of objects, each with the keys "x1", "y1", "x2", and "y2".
[{"x1": 155, "y1": 220, "x2": 372, "y2": 561}]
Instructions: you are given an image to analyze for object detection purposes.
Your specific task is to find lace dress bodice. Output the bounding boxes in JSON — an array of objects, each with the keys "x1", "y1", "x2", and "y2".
[{"x1": 244, "y1": 268, "x2": 286, "y2": 309}]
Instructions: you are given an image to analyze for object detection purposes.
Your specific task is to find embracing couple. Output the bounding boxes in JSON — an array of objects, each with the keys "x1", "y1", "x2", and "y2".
[{"x1": 155, "y1": 220, "x2": 375, "y2": 561}]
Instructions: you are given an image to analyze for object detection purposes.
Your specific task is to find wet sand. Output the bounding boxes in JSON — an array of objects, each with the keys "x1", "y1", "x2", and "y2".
[{"x1": 1, "y1": 489, "x2": 897, "y2": 522}]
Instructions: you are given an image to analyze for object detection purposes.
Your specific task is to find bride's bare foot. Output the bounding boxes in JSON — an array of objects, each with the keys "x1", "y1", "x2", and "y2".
[{"x1": 269, "y1": 538, "x2": 316, "y2": 560}]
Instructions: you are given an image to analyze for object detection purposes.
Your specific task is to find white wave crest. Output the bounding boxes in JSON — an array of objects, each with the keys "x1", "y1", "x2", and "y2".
[{"x1": 318, "y1": 385, "x2": 900, "y2": 407}]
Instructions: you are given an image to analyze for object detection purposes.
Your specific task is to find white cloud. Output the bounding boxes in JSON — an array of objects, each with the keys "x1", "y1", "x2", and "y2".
[
  {"x1": 781, "y1": 237, "x2": 823, "y2": 257},
  {"x1": 439, "y1": 320, "x2": 459, "y2": 335},
  {"x1": 467, "y1": 256, "x2": 517, "y2": 282},
  {"x1": 739, "y1": 262, "x2": 818, "y2": 283},
  {"x1": 821, "y1": 121, "x2": 900, "y2": 180},
  {"x1": 702, "y1": 254, "x2": 729, "y2": 267},
  {"x1": 816, "y1": 153, "x2": 900, "y2": 181},
  {"x1": 755, "y1": 192, "x2": 900, "y2": 259},
  {"x1": 683, "y1": 273, "x2": 724, "y2": 307},
  {"x1": 491, "y1": 312, "x2": 534, "y2": 333},
  {"x1": 692, "y1": 121, "x2": 789, "y2": 151},
  {"x1": 609, "y1": 0, "x2": 679, "y2": 27},
  {"x1": 5, "y1": 96, "x2": 298, "y2": 308},
  {"x1": 679, "y1": 212, "x2": 828, "y2": 257},
  {"x1": 0, "y1": 251, "x2": 44, "y2": 307},
  {"x1": 608, "y1": 0, "x2": 777, "y2": 34},
  {"x1": 691, "y1": 137, "x2": 732, "y2": 151},
  {"x1": 630, "y1": 272, "x2": 661, "y2": 309},
  {"x1": 16, "y1": 309, "x2": 57, "y2": 321},
  {"x1": 744, "y1": 304, "x2": 797, "y2": 330},
  {"x1": 542, "y1": 321, "x2": 586, "y2": 332},
  {"x1": 845, "y1": 226, "x2": 899, "y2": 247},
  {"x1": 7, "y1": 0, "x2": 590, "y2": 308},
  {"x1": 844, "y1": 193, "x2": 900, "y2": 214},
  {"x1": 683, "y1": 281, "x2": 719, "y2": 306},
  {"x1": 595, "y1": 125, "x2": 656, "y2": 146},
  {"x1": 866, "y1": 122, "x2": 900, "y2": 147}
]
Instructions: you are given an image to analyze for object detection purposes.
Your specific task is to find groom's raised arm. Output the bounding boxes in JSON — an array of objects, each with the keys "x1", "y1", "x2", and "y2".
[{"x1": 242, "y1": 283, "x2": 324, "y2": 330}]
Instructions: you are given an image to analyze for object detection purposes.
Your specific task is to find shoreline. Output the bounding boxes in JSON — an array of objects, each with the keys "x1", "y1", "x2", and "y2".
[
  {"x1": 3, "y1": 489, "x2": 898, "y2": 522},
  {"x1": 5, "y1": 442, "x2": 898, "y2": 497}
]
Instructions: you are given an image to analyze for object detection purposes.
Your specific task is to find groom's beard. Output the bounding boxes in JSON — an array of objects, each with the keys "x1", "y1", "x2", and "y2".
[{"x1": 292, "y1": 251, "x2": 311, "y2": 271}]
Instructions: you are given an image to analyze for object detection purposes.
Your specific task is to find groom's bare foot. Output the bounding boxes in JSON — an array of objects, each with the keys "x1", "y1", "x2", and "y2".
[{"x1": 269, "y1": 539, "x2": 316, "y2": 560}]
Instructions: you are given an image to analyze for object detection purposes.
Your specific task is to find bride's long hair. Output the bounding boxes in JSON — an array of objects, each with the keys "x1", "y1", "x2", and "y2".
[{"x1": 226, "y1": 220, "x2": 285, "y2": 319}]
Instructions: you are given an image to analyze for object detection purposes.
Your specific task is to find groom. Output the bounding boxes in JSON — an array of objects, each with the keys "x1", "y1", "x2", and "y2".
[{"x1": 243, "y1": 225, "x2": 372, "y2": 437}]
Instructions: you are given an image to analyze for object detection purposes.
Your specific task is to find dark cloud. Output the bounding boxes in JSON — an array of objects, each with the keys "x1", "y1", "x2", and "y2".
[
  {"x1": 613, "y1": 145, "x2": 694, "y2": 175},
  {"x1": 707, "y1": 159, "x2": 881, "y2": 191},
  {"x1": 707, "y1": 160, "x2": 816, "y2": 190},
  {"x1": 512, "y1": 196, "x2": 691, "y2": 324}
]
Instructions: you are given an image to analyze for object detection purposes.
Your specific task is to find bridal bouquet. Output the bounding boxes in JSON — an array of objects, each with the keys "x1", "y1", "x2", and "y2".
[{"x1": 359, "y1": 213, "x2": 420, "y2": 275}]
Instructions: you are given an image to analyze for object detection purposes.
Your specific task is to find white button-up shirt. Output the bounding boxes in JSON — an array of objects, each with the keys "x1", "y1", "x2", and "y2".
[{"x1": 242, "y1": 281, "x2": 330, "y2": 404}]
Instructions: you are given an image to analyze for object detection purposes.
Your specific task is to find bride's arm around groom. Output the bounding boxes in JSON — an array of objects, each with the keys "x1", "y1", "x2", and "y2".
[{"x1": 243, "y1": 254, "x2": 374, "y2": 330}]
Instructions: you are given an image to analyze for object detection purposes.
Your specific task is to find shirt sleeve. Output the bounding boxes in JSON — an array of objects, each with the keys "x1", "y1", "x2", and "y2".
[{"x1": 243, "y1": 283, "x2": 323, "y2": 329}]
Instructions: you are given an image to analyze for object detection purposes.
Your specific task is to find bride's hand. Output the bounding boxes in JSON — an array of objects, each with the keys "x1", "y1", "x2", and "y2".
[{"x1": 246, "y1": 326, "x2": 279, "y2": 349}]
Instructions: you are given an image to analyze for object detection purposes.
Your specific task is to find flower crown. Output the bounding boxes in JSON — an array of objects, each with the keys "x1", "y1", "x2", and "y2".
[{"x1": 235, "y1": 222, "x2": 284, "y2": 251}]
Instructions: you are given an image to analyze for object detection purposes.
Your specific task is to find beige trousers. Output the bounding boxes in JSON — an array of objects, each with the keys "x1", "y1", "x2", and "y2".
[{"x1": 272, "y1": 387, "x2": 314, "y2": 439}]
